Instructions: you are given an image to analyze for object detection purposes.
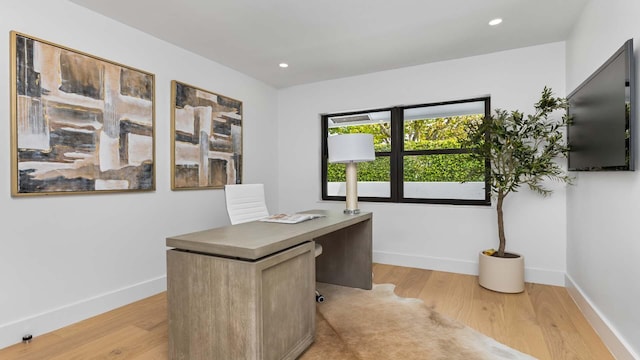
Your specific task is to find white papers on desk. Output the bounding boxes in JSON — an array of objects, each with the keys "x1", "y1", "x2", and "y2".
[{"x1": 259, "y1": 213, "x2": 325, "y2": 224}]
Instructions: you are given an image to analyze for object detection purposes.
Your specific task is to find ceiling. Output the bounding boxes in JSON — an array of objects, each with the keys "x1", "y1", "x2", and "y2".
[{"x1": 70, "y1": 0, "x2": 589, "y2": 89}]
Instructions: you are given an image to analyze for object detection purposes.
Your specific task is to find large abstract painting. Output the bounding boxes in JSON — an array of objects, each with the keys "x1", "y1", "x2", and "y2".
[
  {"x1": 171, "y1": 80, "x2": 242, "y2": 190},
  {"x1": 10, "y1": 31, "x2": 155, "y2": 196}
]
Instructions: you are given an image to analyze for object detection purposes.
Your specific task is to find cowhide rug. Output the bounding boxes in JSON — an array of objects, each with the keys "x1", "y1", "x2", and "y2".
[{"x1": 299, "y1": 283, "x2": 537, "y2": 360}]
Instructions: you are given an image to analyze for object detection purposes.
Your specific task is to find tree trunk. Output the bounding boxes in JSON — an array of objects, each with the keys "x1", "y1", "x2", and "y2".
[{"x1": 496, "y1": 191, "x2": 506, "y2": 257}]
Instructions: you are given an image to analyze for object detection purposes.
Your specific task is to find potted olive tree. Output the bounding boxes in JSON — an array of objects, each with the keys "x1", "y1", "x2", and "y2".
[{"x1": 464, "y1": 87, "x2": 572, "y2": 293}]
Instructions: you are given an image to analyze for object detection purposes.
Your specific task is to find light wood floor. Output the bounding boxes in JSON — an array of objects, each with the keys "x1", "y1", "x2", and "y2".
[{"x1": 0, "y1": 264, "x2": 614, "y2": 360}]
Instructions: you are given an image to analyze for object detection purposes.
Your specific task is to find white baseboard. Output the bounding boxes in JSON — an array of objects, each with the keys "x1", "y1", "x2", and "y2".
[
  {"x1": 0, "y1": 276, "x2": 166, "y2": 350},
  {"x1": 373, "y1": 250, "x2": 565, "y2": 286},
  {"x1": 373, "y1": 250, "x2": 478, "y2": 276},
  {"x1": 565, "y1": 274, "x2": 639, "y2": 360}
]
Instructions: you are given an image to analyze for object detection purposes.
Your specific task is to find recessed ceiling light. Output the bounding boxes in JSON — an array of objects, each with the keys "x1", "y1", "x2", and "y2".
[
  {"x1": 279, "y1": 63, "x2": 289, "y2": 68},
  {"x1": 489, "y1": 18, "x2": 503, "y2": 26}
]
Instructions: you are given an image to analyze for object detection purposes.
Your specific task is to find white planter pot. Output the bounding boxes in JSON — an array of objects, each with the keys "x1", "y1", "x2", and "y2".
[{"x1": 478, "y1": 251, "x2": 525, "y2": 293}]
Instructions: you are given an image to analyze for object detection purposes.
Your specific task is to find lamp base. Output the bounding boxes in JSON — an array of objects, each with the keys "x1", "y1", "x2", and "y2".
[{"x1": 343, "y1": 208, "x2": 360, "y2": 215}]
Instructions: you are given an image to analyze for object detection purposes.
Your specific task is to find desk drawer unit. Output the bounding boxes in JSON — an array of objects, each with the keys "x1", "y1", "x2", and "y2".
[{"x1": 167, "y1": 241, "x2": 316, "y2": 360}]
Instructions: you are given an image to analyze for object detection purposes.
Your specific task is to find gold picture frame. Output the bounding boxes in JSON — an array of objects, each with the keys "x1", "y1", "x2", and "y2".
[
  {"x1": 170, "y1": 80, "x2": 243, "y2": 190},
  {"x1": 10, "y1": 31, "x2": 156, "y2": 196}
]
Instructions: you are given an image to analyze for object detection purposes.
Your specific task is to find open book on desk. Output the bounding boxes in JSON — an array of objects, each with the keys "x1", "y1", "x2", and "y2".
[{"x1": 259, "y1": 213, "x2": 326, "y2": 224}]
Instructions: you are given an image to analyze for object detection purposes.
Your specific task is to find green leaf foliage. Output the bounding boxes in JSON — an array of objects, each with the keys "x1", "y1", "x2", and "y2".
[
  {"x1": 327, "y1": 114, "x2": 484, "y2": 182},
  {"x1": 463, "y1": 87, "x2": 572, "y2": 198},
  {"x1": 461, "y1": 87, "x2": 573, "y2": 256}
]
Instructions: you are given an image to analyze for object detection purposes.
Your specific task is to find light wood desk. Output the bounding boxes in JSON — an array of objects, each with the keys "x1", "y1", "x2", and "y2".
[{"x1": 166, "y1": 210, "x2": 372, "y2": 360}]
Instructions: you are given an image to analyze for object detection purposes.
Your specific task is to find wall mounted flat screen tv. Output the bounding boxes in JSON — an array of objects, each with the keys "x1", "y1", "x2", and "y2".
[{"x1": 567, "y1": 39, "x2": 635, "y2": 171}]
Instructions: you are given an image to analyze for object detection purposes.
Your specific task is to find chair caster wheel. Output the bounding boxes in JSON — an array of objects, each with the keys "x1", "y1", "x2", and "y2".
[{"x1": 316, "y1": 294, "x2": 325, "y2": 303}]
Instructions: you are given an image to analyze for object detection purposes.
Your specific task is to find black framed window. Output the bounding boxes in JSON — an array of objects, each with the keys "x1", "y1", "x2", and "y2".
[{"x1": 321, "y1": 97, "x2": 491, "y2": 205}]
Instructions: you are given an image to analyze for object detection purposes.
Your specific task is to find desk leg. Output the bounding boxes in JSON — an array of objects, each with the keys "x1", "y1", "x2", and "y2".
[{"x1": 314, "y1": 218, "x2": 372, "y2": 290}]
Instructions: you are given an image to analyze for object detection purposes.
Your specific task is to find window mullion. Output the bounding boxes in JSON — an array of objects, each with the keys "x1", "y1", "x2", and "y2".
[
  {"x1": 391, "y1": 107, "x2": 403, "y2": 202},
  {"x1": 321, "y1": 114, "x2": 329, "y2": 200}
]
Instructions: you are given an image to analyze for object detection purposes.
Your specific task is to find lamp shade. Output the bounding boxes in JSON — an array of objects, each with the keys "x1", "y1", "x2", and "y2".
[{"x1": 327, "y1": 134, "x2": 375, "y2": 163}]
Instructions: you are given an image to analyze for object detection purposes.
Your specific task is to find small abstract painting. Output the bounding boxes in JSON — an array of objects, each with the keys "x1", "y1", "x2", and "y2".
[
  {"x1": 10, "y1": 31, "x2": 156, "y2": 196},
  {"x1": 171, "y1": 80, "x2": 242, "y2": 190}
]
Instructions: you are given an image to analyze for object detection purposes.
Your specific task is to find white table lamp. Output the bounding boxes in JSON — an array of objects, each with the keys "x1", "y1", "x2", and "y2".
[{"x1": 327, "y1": 133, "x2": 375, "y2": 214}]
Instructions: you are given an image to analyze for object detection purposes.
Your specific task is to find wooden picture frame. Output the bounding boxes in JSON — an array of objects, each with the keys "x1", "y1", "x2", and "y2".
[
  {"x1": 10, "y1": 31, "x2": 156, "y2": 196},
  {"x1": 171, "y1": 80, "x2": 242, "y2": 190}
]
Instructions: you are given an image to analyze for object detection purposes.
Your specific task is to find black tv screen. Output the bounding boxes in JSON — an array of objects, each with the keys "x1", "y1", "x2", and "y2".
[{"x1": 567, "y1": 39, "x2": 635, "y2": 171}]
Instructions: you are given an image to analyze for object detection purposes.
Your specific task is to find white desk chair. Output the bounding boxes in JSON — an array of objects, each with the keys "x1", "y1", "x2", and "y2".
[
  {"x1": 224, "y1": 184, "x2": 270, "y2": 225},
  {"x1": 224, "y1": 183, "x2": 325, "y2": 302}
]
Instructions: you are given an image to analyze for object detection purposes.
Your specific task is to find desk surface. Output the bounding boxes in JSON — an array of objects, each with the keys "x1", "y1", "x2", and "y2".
[{"x1": 166, "y1": 210, "x2": 372, "y2": 260}]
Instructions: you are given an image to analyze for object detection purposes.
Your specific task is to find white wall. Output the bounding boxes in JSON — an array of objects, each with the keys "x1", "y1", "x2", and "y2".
[
  {"x1": 277, "y1": 42, "x2": 568, "y2": 285},
  {"x1": 565, "y1": 0, "x2": 640, "y2": 358},
  {"x1": 0, "y1": 0, "x2": 278, "y2": 349}
]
